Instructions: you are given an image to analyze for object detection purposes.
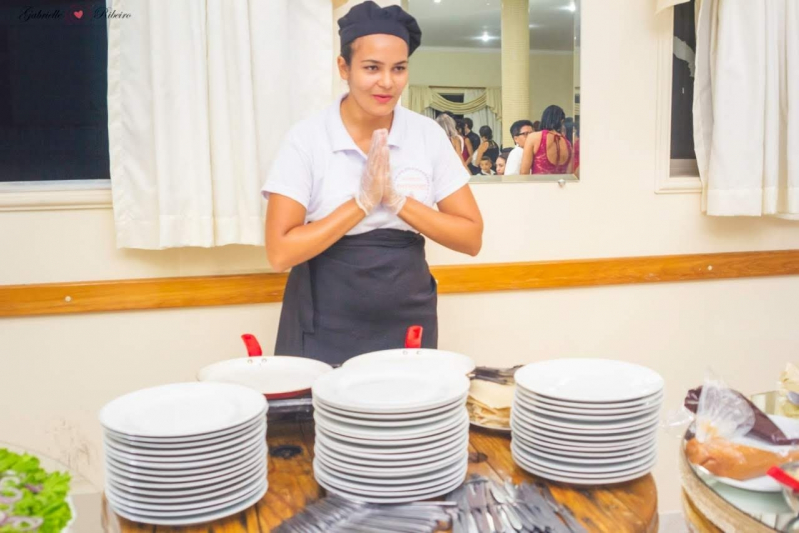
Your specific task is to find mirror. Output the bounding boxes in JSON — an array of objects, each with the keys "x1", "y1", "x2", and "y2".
[{"x1": 405, "y1": 0, "x2": 580, "y2": 182}]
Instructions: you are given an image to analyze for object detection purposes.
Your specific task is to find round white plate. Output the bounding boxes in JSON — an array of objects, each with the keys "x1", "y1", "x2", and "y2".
[
  {"x1": 315, "y1": 432, "x2": 468, "y2": 464},
  {"x1": 316, "y1": 437, "x2": 468, "y2": 468},
  {"x1": 511, "y1": 415, "x2": 658, "y2": 442},
  {"x1": 316, "y1": 469, "x2": 464, "y2": 504},
  {"x1": 105, "y1": 426, "x2": 264, "y2": 462},
  {"x1": 107, "y1": 452, "x2": 263, "y2": 489},
  {"x1": 105, "y1": 421, "x2": 265, "y2": 456},
  {"x1": 108, "y1": 480, "x2": 266, "y2": 523},
  {"x1": 108, "y1": 462, "x2": 265, "y2": 499},
  {"x1": 314, "y1": 416, "x2": 469, "y2": 447},
  {"x1": 315, "y1": 447, "x2": 468, "y2": 478},
  {"x1": 315, "y1": 395, "x2": 467, "y2": 420},
  {"x1": 104, "y1": 436, "x2": 264, "y2": 469},
  {"x1": 512, "y1": 405, "x2": 660, "y2": 432},
  {"x1": 314, "y1": 401, "x2": 459, "y2": 428},
  {"x1": 107, "y1": 463, "x2": 266, "y2": 505},
  {"x1": 512, "y1": 443, "x2": 657, "y2": 479},
  {"x1": 104, "y1": 413, "x2": 265, "y2": 447},
  {"x1": 311, "y1": 457, "x2": 466, "y2": 486},
  {"x1": 517, "y1": 435, "x2": 655, "y2": 459},
  {"x1": 516, "y1": 387, "x2": 664, "y2": 411},
  {"x1": 314, "y1": 409, "x2": 468, "y2": 441},
  {"x1": 100, "y1": 382, "x2": 268, "y2": 438},
  {"x1": 512, "y1": 426, "x2": 656, "y2": 451},
  {"x1": 314, "y1": 459, "x2": 468, "y2": 493},
  {"x1": 197, "y1": 355, "x2": 332, "y2": 396},
  {"x1": 515, "y1": 394, "x2": 662, "y2": 418},
  {"x1": 512, "y1": 450, "x2": 653, "y2": 485},
  {"x1": 315, "y1": 427, "x2": 465, "y2": 456},
  {"x1": 513, "y1": 443, "x2": 657, "y2": 474},
  {"x1": 312, "y1": 366, "x2": 470, "y2": 414},
  {"x1": 105, "y1": 442, "x2": 265, "y2": 480},
  {"x1": 515, "y1": 360, "x2": 664, "y2": 403},
  {"x1": 343, "y1": 349, "x2": 475, "y2": 376}
]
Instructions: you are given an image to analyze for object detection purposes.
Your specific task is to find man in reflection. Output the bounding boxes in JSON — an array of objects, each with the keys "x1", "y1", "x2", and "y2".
[
  {"x1": 532, "y1": 120, "x2": 541, "y2": 132},
  {"x1": 503, "y1": 120, "x2": 534, "y2": 176},
  {"x1": 463, "y1": 118, "x2": 481, "y2": 175}
]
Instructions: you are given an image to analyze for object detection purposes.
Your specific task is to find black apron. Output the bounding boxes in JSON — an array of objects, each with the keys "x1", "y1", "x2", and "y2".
[{"x1": 274, "y1": 229, "x2": 438, "y2": 366}]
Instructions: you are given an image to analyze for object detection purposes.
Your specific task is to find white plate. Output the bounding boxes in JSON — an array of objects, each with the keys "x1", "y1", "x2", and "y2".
[
  {"x1": 513, "y1": 443, "x2": 657, "y2": 474},
  {"x1": 515, "y1": 394, "x2": 662, "y2": 418},
  {"x1": 315, "y1": 395, "x2": 468, "y2": 420},
  {"x1": 315, "y1": 432, "x2": 469, "y2": 464},
  {"x1": 104, "y1": 413, "x2": 266, "y2": 447},
  {"x1": 512, "y1": 426, "x2": 656, "y2": 451},
  {"x1": 314, "y1": 416, "x2": 469, "y2": 447},
  {"x1": 314, "y1": 409, "x2": 468, "y2": 441},
  {"x1": 314, "y1": 459, "x2": 467, "y2": 493},
  {"x1": 316, "y1": 469, "x2": 465, "y2": 504},
  {"x1": 108, "y1": 480, "x2": 267, "y2": 524},
  {"x1": 512, "y1": 404, "x2": 660, "y2": 432},
  {"x1": 511, "y1": 415, "x2": 658, "y2": 442},
  {"x1": 105, "y1": 426, "x2": 264, "y2": 462},
  {"x1": 512, "y1": 443, "x2": 657, "y2": 479},
  {"x1": 312, "y1": 457, "x2": 466, "y2": 485},
  {"x1": 107, "y1": 452, "x2": 263, "y2": 489},
  {"x1": 105, "y1": 421, "x2": 265, "y2": 456},
  {"x1": 108, "y1": 462, "x2": 265, "y2": 499},
  {"x1": 105, "y1": 442, "x2": 265, "y2": 480},
  {"x1": 314, "y1": 401, "x2": 459, "y2": 428},
  {"x1": 344, "y1": 349, "x2": 475, "y2": 376},
  {"x1": 518, "y1": 435, "x2": 655, "y2": 458},
  {"x1": 104, "y1": 435, "x2": 264, "y2": 469},
  {"x1": 512, "y1": 450, "x2": 653, "y2": 485},
  {"x1": 516, "y1": 387, "x2": 664, "y2": 411},
  {"x1": 315, "y1": 427, "x2": 466, "y2": 456},
  {"x1": 100, "y1": 382, "x2": 268, "y2": 438},
  {"x1": 316, "y1": 437, "x2": 468, "y2": 468},
  {"x1": 515, "y1": 360, "x2": 664, "y2": 403},
  {"x1": 312, "y1": 366, "x2": 470, "y2": 414},
  {"x1": 197, "y1": 355, "x2": 332, "y2": 396},
  {"x1": 695, "y1": 415, "x2": 799, "y2": 493},
  {"x1": 107, "y1": 463, "x2": 266, "y2": 505},
  {"x1": 315, "y1": 447, "x2": 468, "y2": 478},
  {"x1": 527, "y1": 442, "x2": 657, "y2": 463}
]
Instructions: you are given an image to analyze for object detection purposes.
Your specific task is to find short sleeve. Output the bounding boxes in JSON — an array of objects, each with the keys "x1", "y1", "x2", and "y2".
[
  {"x1": 260, "y1": 129, "x2": 313, "y2": 208},
  {"x1": 505, "y1": 147, "x2": 523, "y2": 175},
  {"x1": 431, "y1": 128, "x2": 470, "y2": 204}
]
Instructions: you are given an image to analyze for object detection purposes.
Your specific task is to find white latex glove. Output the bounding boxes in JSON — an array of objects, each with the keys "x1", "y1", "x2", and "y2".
[
  {"x1": 355, "y1": 129, "x2": 389, "y2": 216},
  {"x1": 383, "y1": 160, "x2": 407, "y2": 215}
]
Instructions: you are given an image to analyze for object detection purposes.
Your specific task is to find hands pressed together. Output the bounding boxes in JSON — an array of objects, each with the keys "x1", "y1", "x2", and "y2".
[{"x1": 355, "y1": 129, "x2": 407, "y2": 216}]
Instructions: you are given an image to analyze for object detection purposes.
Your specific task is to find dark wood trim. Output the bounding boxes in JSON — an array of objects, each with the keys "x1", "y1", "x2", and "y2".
[{"x1": 2, "y1": 250, "x2": 798, "y2": 318}]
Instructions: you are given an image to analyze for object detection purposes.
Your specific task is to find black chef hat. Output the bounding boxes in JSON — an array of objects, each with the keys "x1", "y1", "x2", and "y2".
[{"x1": 338, "y1": 1, "x2": 422, "y2": 57}]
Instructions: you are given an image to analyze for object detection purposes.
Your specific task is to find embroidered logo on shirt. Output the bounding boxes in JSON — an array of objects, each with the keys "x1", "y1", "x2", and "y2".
[{"x1": 393, "y1": 167, "x2": 432, "y2": 204}]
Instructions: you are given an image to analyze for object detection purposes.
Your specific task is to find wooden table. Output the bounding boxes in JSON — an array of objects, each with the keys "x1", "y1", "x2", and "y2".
[{"x1": 101, "y1": 418, "x2": 658, "y2": 532}]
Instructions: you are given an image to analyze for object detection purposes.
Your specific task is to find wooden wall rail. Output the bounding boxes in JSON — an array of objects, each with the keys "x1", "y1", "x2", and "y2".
[{"x1": 1, "y1": 250, "x2": 798, "y2": 318}]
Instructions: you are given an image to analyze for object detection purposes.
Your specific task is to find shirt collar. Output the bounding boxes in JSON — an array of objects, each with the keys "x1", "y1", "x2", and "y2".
[{"x1": 326, "y1": 92, "x2": 407, "y2": 154}]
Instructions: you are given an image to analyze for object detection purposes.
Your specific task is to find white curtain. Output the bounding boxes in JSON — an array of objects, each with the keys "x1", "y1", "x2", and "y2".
[
  {"x1": 693, "y1": 0, "x2": 799, "y2": 218},
  {"x1": 463, "y1": 89, "x2": 503, "y2": 149},
  {"x1": 107, "y1": 0, "x2": 332, "y2": 249}
]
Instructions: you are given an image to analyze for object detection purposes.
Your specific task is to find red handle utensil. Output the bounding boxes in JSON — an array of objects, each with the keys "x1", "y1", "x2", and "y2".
[
  {"x1": 405, "y1": 326, "x2": 423, "y2": 349},
  {"x1": 241, "y1": 334, "x2": 263, "y2": 357},
  {"x1": 767, "y1": 466, "x2": 799, "y2": 492}
]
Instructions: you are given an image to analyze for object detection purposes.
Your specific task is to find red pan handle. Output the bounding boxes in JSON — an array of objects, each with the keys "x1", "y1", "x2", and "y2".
[
  {"x1": 405, "y1": 326, "x2": 423, "y2": 349},
  {"x1": 241, "y1": 334, "x2": 263, "y2": 357}
]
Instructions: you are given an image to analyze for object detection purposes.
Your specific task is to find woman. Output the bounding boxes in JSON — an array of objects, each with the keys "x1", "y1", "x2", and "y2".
[
  {"x1": 472, "y1": 126, "x2": 500, "y2": 170},
  {"x1": 520, "y1": 105, "x2": 573, "y2": 175},
  {"x1": 437, "y1": 114, "x2": 468, "y2": 171},
  {"x1": 261, "y1": 1, "x2": 483, "y2": 365},
  {"x1": 455, "y1": 119, "x2": 473, "y2": 167},
  {"x1": 495, "y1": 153, "x2": 507, "y2": 176}
]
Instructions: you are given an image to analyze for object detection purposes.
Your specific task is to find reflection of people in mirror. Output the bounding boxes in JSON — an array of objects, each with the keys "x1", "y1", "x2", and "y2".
[
  {"x1": 478, "y1": 156, "x2": 496, "y2": 176},
  {"x1": 463, "y1": 118, "x2": 480, "y2": 174},
  {"x1": 504, "y1": 120, "x2": 534, "y2": 176},
  {"x1": 495, "y1": 152, "x2": 508, "y2": 175},
  {"x1": 472, "y1": 126, "x2": 500, "y2": 173},
  {"x1": 520, "y1": 105, "x2": 573, "y2": 175},
  {"x1": 261, "y1": 1, "x2": 483, "y2": 365},
  {"x1": 455, "y1": 119, "x2": 474, "y2": 168},
  {"x1": 532, "y1": 120, "x2": 541, "y2": 132},
  {"x1": 436, "y1": 114, "x2": 468, "y2": 171}
]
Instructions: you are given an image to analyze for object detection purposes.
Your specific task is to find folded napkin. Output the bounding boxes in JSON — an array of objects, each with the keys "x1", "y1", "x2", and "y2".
[{"x1": 467, "y1": 380, "x2": 514, "y2": 428}]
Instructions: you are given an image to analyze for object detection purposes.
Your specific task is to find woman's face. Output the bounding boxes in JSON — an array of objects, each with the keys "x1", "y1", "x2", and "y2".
[
  {"x1": 338, "y1": 34, "x2": 409, "y2": 118},
  {"x1": 496, "y1": 158, "x2": 506, "y2": 175}
]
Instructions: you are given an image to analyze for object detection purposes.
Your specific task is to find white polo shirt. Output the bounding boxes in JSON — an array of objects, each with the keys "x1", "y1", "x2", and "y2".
[{"x1": 261, "y1": 93, "x2": 470, "y2": 235}]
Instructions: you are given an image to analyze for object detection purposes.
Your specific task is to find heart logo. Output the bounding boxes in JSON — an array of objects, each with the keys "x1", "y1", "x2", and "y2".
[{"x1": 73, "y1": 10, "x2": 83, "y2": 19}]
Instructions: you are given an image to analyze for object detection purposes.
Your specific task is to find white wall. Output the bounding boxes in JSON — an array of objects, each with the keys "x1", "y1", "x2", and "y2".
[{"x1": 1, "y1": 0, "x2": 799, "y2": 513}]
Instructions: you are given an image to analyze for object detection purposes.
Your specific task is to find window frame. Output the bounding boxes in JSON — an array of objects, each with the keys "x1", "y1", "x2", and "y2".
[{"x1": 654, "y1": 4, "x2": 701, "y2": 195}]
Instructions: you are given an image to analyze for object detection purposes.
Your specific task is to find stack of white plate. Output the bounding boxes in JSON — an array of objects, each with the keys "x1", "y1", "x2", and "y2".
[
  {"x1": 511, "y1": 359, "x2": 664, "y2": 485},
  {"x1": 100, "y1": 382, "x2": 268, "y2": 526},
  {"x1": 311, "y1": 364, "x2": 471, "y2": 503}
]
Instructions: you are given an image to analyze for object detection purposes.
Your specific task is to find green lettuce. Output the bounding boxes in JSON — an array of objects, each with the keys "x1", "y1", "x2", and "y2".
[{"x1": 0, "y1": 449, "x2": 72, "y2": 533}]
